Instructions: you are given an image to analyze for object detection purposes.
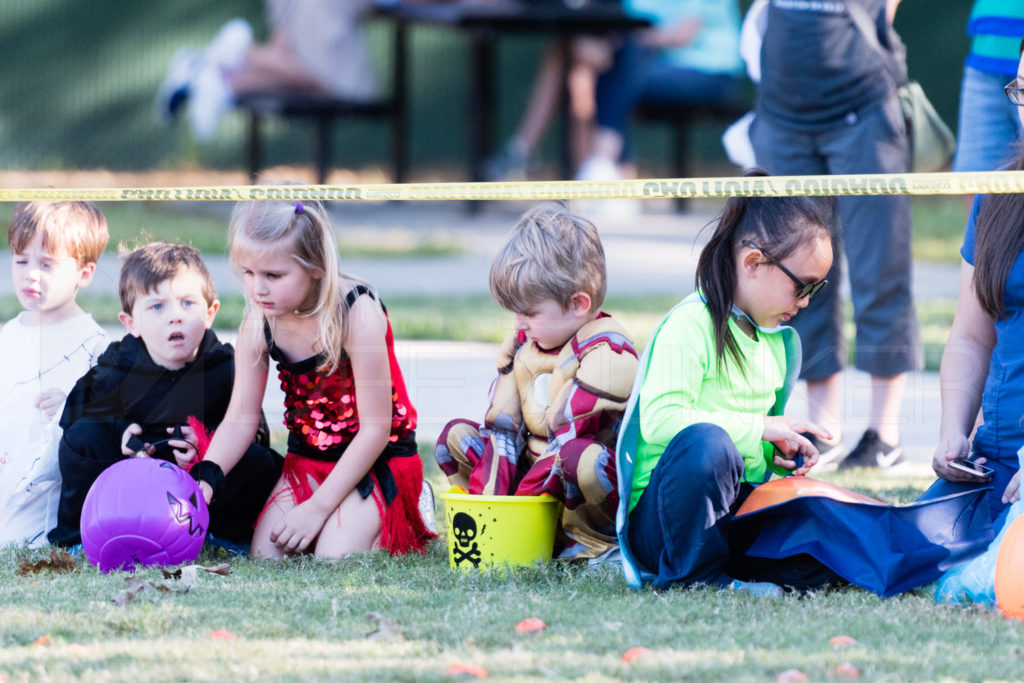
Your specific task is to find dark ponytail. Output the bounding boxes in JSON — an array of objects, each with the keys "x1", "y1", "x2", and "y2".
[{"x1": 695, "y1": 170, "x2": 837, "y2": 371}]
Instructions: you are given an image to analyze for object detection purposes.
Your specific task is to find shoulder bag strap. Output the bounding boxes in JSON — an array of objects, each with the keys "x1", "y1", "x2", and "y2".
[{"x1": 845, "y1": 1, "x2": 907, "y2": 87}]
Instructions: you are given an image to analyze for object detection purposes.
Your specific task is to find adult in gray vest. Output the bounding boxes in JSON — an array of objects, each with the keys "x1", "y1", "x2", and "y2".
[{"x1": 751, "y1": 0, "x2": 917, "y2": 471}]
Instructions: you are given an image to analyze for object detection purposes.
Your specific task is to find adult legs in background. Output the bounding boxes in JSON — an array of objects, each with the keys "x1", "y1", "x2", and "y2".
[
  {"x1": 819, "y1": 96, "x2": 917, "y2": 466},
  {"x1": 953, "y1": 65, "x2": 1024, "y2": 210},
  {"x1": 581, "y1": 39, "x2": 742, "y2": 180},
  {"x1": 752, "y1": 97, "x2": 917, "y2": 468},
  {"x1": 953, "y1": 66, "x2": 1022, "y2": 174},
  {"x1": 486, "y1": 38, "x2": 613, "y2": 180},
  {"x1": 229, "y1": 33, "x2": 327, "y2": 96}
]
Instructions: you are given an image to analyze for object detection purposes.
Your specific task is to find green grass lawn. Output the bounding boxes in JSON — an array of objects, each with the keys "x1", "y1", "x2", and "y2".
[
  {"x1": 0, "y1": 194, "x2": 969, "y2": 261},
  {"x1": 0, "y1": 292, "x2": 959, "y2": 373},
  {"x1": 1, "y1": 469, "x2": 1019, "y2": 682},
  {"x1": 0, "y1": 202, "x2": 466, "y2": 260},
  {"x1": 911, "y1": 195, "x2": 970, "y2": 264}
]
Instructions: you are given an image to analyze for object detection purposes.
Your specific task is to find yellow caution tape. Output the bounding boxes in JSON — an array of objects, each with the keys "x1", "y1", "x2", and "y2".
[{"x1": 1, "y1": 170, "x2": 1023, "y2": 203}]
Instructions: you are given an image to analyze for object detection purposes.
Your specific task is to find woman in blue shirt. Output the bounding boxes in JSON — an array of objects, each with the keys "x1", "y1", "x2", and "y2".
[{"x1": 928, "y1": 45, "x2": 1024, "y2": 522}]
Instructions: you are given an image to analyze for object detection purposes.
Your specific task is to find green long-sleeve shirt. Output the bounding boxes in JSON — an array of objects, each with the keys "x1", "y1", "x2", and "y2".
[{"x1": 629, "y1": 298, "x2": 788, "y2": 513}]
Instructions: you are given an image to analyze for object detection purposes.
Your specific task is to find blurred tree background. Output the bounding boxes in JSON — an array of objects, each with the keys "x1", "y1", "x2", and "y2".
[{"x1": 0, "y1": 0, "x2": 972, "y2": 180}]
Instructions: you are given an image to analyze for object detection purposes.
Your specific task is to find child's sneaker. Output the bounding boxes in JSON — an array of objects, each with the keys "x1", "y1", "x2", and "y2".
[
  {"x1": 155, "y1": 46, "x2": 203, "y2": 122},
  {"x1": 799, "y1": 432, "x2": 846, "y2": 472},
  {"x1": 729, "y1": 578, "x2": 783, "y2": 598},
  {"x1": 206, "y1": 532, "x2": 249, "y2": 558},
  {"x1": 188, "y1": 63, "x2": 234, "y2": 141},
  {"x1": 204, "y1": 18, "x2": 252, "y2": 72},
  {"x1": 484, "y1": 139, "x2": 530, "y2": 182},
  {"x1": 840, "y1": 429, "x2": 904, "y2": 470},
  {"x1": 418, "y1": 480, "x2": 437, "y2": 534}
]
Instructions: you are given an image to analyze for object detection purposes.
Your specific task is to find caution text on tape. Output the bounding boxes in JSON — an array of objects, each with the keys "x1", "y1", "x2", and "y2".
[{"x1": 2, "y1": 171, "x2": 1023, "y2": 202}]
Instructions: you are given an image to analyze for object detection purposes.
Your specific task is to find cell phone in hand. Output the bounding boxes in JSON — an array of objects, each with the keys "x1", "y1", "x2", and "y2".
[{"x1": 949, "y1": 459, "x2": 993, "y2": 479}]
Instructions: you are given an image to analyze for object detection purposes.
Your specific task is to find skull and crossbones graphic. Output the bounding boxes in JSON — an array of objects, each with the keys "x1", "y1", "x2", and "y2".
[{"x1": 451, "y1": 512, "x2": 486, "y2": 567}]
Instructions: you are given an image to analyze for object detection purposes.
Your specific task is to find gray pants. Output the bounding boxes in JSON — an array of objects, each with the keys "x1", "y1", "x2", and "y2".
[{"x1": 752, "y1": 96, "x2": 919, "y2": 379}]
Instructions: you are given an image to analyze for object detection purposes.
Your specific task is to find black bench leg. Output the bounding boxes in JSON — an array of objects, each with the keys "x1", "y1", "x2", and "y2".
[
  {"x1": 673, "y1": 119, "x2": 690, "y2": 213},
  {"x1": 247, "y1": 113, "x2": 263, "y2": 184},
  {"x1": 392, "y1": 21, "x2": 408, "y2": 184},
  {"x1": 314, "y1": 114, "x2": 331, "y2": 185}
]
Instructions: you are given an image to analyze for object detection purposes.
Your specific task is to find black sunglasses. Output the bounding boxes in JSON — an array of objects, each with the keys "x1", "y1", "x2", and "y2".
[
  {"x1": 1005, "y1": 78, "x2": 1024, "y2": 106},
  {"x1": 743, "y1": 240, "x2": 828, "y2": 299}
]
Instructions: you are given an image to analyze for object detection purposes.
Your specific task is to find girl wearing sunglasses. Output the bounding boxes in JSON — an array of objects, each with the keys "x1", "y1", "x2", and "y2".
[{"x1": 615, "y1": 172, "x2": 837, "y2": 593}]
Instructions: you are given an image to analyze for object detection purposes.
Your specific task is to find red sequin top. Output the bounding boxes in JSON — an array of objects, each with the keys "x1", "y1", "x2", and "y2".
[{"x1": 264, "y1": 287, "x2": 417, "y2": 461}]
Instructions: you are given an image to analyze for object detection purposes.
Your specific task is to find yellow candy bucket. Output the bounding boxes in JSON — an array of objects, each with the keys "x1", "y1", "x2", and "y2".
[{"x1": 438, "y1": 487, "x2": 561, "y2": 570}]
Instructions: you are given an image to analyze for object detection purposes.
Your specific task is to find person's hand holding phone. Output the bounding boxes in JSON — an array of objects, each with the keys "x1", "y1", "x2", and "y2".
[{"x1": 948, "y1": 458, "x2": 994, "y2": 482}]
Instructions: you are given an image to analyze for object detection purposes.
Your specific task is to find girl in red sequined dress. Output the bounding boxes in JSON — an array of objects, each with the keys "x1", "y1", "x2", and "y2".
[{"x1": 197, "y1": 199, "x2": 435, "y2": 558}]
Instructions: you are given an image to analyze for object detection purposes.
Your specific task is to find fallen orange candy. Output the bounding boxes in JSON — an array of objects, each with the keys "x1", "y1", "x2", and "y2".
[
  {"x1": 209, "y1": 630, "x2": 238, "y2": 641},
  {"x1": 830, "y1": 635, "x2": 857, "y2": 648},
  {"x1": 776, "y1": 669, "x2": 807, "y2": 682},
  {"x1": 514, "y1": 617, "x2": 547, "y2": 633},
  {"x1": 836, "y1": 662, "x2": 860, "y2": 678},
  {"x1": 445, "y1": 662, "x2": 488, "y2": 678},
  {"x1": 622, "y1": 647, "x2": 651, "y2": 663},
  {"x1": 30, "y1": 636, "x2": 51, "y2": 647}
]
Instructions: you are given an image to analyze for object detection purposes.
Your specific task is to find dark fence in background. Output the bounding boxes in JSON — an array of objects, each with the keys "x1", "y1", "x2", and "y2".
[{"x1": 0, "y1": 0, "x2": 972, "y2": 180}]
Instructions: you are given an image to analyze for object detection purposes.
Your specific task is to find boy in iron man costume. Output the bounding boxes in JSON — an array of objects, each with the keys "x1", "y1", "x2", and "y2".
[{"x1": 436, "y1": 204, "x2": 638, "y2": 559}]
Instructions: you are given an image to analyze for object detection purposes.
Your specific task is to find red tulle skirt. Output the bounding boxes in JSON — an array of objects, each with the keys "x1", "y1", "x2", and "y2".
[{"x1": 263, "y1": 451, "x2": 436, "y2": 555}]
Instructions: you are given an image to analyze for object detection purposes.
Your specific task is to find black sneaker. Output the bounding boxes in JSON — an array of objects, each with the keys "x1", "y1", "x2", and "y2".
[
  {"x1": 840, "y1": 429, "x2": 904, "y2": 470},
  {"x1": 799, "y1": 432, "x2": 846, "y2": 471}
]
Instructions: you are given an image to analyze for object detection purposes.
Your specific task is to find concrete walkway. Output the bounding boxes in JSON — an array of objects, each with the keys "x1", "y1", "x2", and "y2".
[{"x1": 10, "y1": 200, "x2": 959, "y2": 473}]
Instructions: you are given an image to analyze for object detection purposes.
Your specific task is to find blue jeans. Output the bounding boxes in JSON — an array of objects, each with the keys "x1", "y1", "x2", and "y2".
[
  {"x1": 918, "y1": 455, "x2": 1018, "y2": 534},
  {"x1": 596, "y1": 39, "x2": 742, "y2": 162},
  {"x1": 752, "y1": 96, "x2": 918, "y2": 379},
  {"x1": 953, "y1": 66, "x2": 1022, "y2": 173},
  {"x1": 626, "y1": 424, "x2": 843, "y2": 589},
  {"x1": 627, "y1": 424, "x2": 747, "y2": 587}
]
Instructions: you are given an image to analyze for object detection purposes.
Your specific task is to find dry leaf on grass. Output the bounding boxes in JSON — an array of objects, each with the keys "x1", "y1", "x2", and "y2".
[
  {"x1": 445, "y1": 662, "x2": 488, "y2": 678},
  {"x1": 17, "y1": 550, "x2": 76, "y2": 576},
  {"x1": 210, "y1": 630, "x2": 238, "y2": 641},
  {"x1": 776, "y1": 669, "x2": 807, "y2": 682},
  {"x1": 160, "y1": 563, "x2": 231, "y2": 580},
  {"x1": 830, "y1": 635, "x2": 857, "y2": 649},
  {"x1": 836, "y1": 662, "x2": 860, "y2": 678},
  {"x1": 112, "y1": 576, "x2": 180, "y2": 606},
  {"x1": 113, "y1": 563, "x2": 232, "y2": 605},
  {"x1": 622, "y1": 647, "x2": 651, "y2": 663},
  {"x1": 366, "y1": 611, "x2": 403, "y2": 641},
  {"x1": 30, "y1": 636, "x2": 52, "y2": 647},
  {"x1": 513, "y1": 617, "x2": 547, "y2": 633}
]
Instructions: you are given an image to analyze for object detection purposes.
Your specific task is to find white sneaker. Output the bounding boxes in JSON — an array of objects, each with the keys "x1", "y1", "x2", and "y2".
[
  {"x1": 574, "y1": 156, "x2": 642, "y2": 218},
  {"x1": 155, "y1": 46, "x2": 203, "y2": 123},
  {"x1": 418, "y1": 480, "x2": 437, "y2": 534},
  {"x1": 188, "y1": 62, "x2": 233, "y2": 141},
  {"x1": 576, "y1": 155, "x2": 620, "y2": 182},
  {"x1": 730, "y1": 578, "x2": 784, "y2": 598},
  {"x1": 205, "y1": 18, "x2": 252, "y2": 71}
]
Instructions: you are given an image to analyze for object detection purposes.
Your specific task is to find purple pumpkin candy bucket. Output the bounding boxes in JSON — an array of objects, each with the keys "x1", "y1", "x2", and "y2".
[{"x1": 81, "y1": 458, "x2": 209, "y2": 573}]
